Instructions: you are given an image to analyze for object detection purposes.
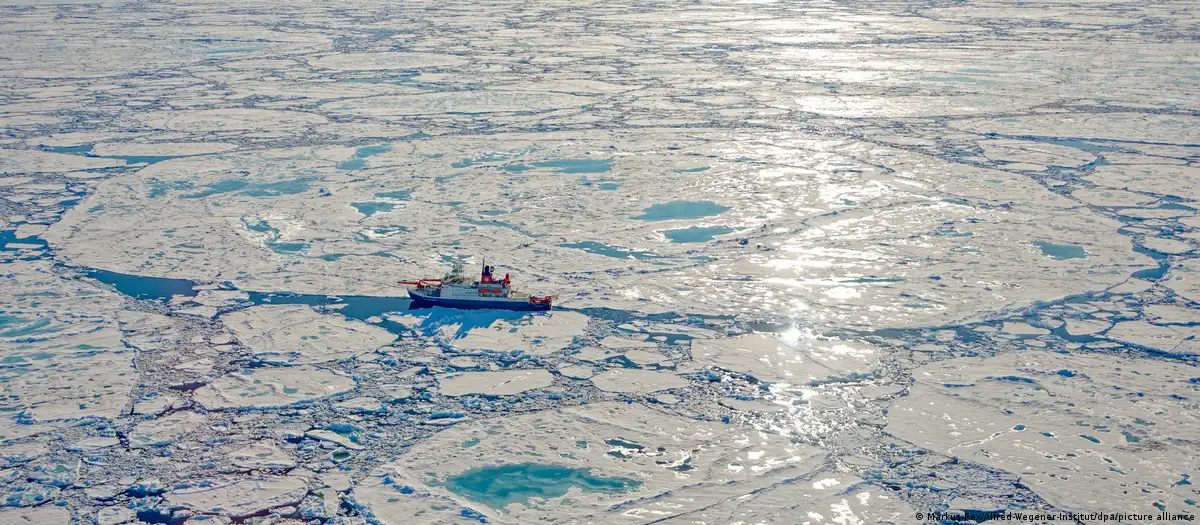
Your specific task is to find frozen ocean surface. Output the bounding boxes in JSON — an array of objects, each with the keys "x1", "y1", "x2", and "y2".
[{"x1": 0, "y1": 0, "x2": 1197, "y2": 523}]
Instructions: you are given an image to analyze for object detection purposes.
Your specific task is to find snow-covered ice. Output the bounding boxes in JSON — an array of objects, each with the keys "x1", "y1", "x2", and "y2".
[{"x1": 1, "y1": 0, "x2": 1197, "y2": 521}]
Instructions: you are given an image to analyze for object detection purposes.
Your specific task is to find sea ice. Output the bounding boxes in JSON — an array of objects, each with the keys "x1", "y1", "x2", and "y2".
[
  {"x1": 194, "y1": 366, "x2": 355, "y2": 409},
  {"x1": 2, "y1": 0, "x2": 1197, "y2": 521},
  {"x1": 692, "y1": 332, "x2": 877, "y2": 384},
  {"x1": 1104, "y1": 321, "x2": 1200, "y2": 355},
  {"x1": 222, "y1": 305, "x2": 395, "y2": 364},
  {"x1": 0, "y1": 443, "x2": 48, "y2": 466},
  {"x1": 655, "y1": 472, "x2": 917, "y2": 524},
  {"x1": 889, "y1": 350, "x2": 1200, "y2": 516},
  {"x1": 164, "y1": 475, "x2": 309, "y2": 518},
  {"x1": 305, "y1": 430, "x2": 364, "y2": 451},
  {"x1": 128, "y1": 411, "x2": 207, "y2": 448},
  {"x1": 0, "y1": 506, "x2": 71, "y2": 525},
  {"x1": 436, "y1": 370, "x2": 554, "y2": 397},
  {"x1": 351, "y1": 402, "x2": 826, "y2": 524},
  {"x1": 335, "y1": 397, "x2": 385, "y2": 413},
  {"x1": 228, "y1": 442, "x2": 298, "y2": 471},
  {"x1": 589, "y1": 369, "x2": 689, "y2": 393},
  {"x1": 0, "y1": 262, "x2": 137, "y2": 422},
  {"x1": 556, "y1": 365, "x2": 595, "y2": 380},
  {"x1": 442, "y1": 311, "x2": 587, "y2": 355},
  {"x1": 95, "y1": 507, "x2": 136, "y2": 525}
]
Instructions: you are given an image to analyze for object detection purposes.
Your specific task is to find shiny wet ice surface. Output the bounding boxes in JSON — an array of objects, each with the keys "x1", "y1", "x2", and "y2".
[{"x1": 1, "y1": 0, "x2": 1198, "y2": 523}]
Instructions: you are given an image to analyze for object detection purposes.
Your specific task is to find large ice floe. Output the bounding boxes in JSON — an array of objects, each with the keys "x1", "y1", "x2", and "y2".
[
  {"x1": 348, "y1": 402, "x2": 895, "y2": 524},
  {"x1": 41, "y1": 135, "x2": 1161, "y2": 329},
  {"x1": 222, "y1": 305, "x2": 395, "y2": 364},
  {"x1": 0, "y1": 261, "x2": 135, "y2": 423},
  {"x1": 435, "y1": 370, "x2": 554, "y2": 397},
  {"x1": 194, "y1": 366, "x2": 355, "y2": 410},
  {"x1": 692, "y1": 331, "x2": 879, "y2": 385},
  {"x1": 436, "y1": 311, "x2": 588, "y2": 355},
  {"x1": 1, "y1": 0, "x2": 1199, "y2": 522},
  {"x1": 890, "y1": 350, "x2": 1199, "y2": 516},
  {"x1": 589, "y1": 368, "x2": 690, "y2": 393},
  {"x1": 164, "y1": 474, "x2": 310, "y2": 518}
]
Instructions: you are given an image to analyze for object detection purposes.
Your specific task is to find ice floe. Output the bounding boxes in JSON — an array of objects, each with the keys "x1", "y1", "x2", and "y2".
[
  {"x1": 0, "y1": 261, "x2": 136, "y2": 422},
  {"x1": 2, "y1": 0, "x2": 1199, "y2": 521},
  {"x1": 436, "y1": 370, "x2": 554, "y2": 397},
  {"x1": 351, "y1": 402, "x2": 826, "y2": 523},
  {"x1": 692, "y1": 332, "x2": 877, "y2": 384},
  {"x1": 441, "y1": 311, "x2": 587, "y2": 355},
  {"x1": 194, "y1": 366, "x2": 355, "y2": 410},
  {"x1": 128, "y1": 411, "x2": 207, "y2": 448},
  {"x1": 164, "y1": 474, "x2": 309, "y2": 518},
  {"x1": 890, "y1": 350, "x2": 1200, "y2": 516},
  {"x1": 228, "y1": 442, "x2": 297, "y2": 471},
  {"x1": 0, "y1": 506, "x2": 71, "y2": 524},
  {"x1": 222, "y1": 305, "x2": 395, "y2": 364},
  {"x1": 654, "y1": 472, "x2": 916, "y2": 524}
]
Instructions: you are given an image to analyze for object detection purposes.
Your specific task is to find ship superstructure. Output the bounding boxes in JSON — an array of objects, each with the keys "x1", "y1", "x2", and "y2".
[{"x1": 399, "y1": 262, "x2": 553, "y2": 311}]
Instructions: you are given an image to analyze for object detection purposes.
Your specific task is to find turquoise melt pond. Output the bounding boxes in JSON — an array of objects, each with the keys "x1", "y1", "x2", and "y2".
[
  {"x1": 634, "y1": 200, "x2": 730, "y2": 221},
  {"x1": 663, "y1": 226, "x2": 735, "y2": 243},
  {"x1": 531, "y1": 158, "x2": 612, "y2": 174},
  {"x1": 442, "y1": 463, "x2": 641, "y2": 509},
  {"x1": 1033, "y1": 241, "x2": 1086, "y2": 260},
  {"x1": 351, "y1": 202, "x2": 397, "y2": 217}
]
